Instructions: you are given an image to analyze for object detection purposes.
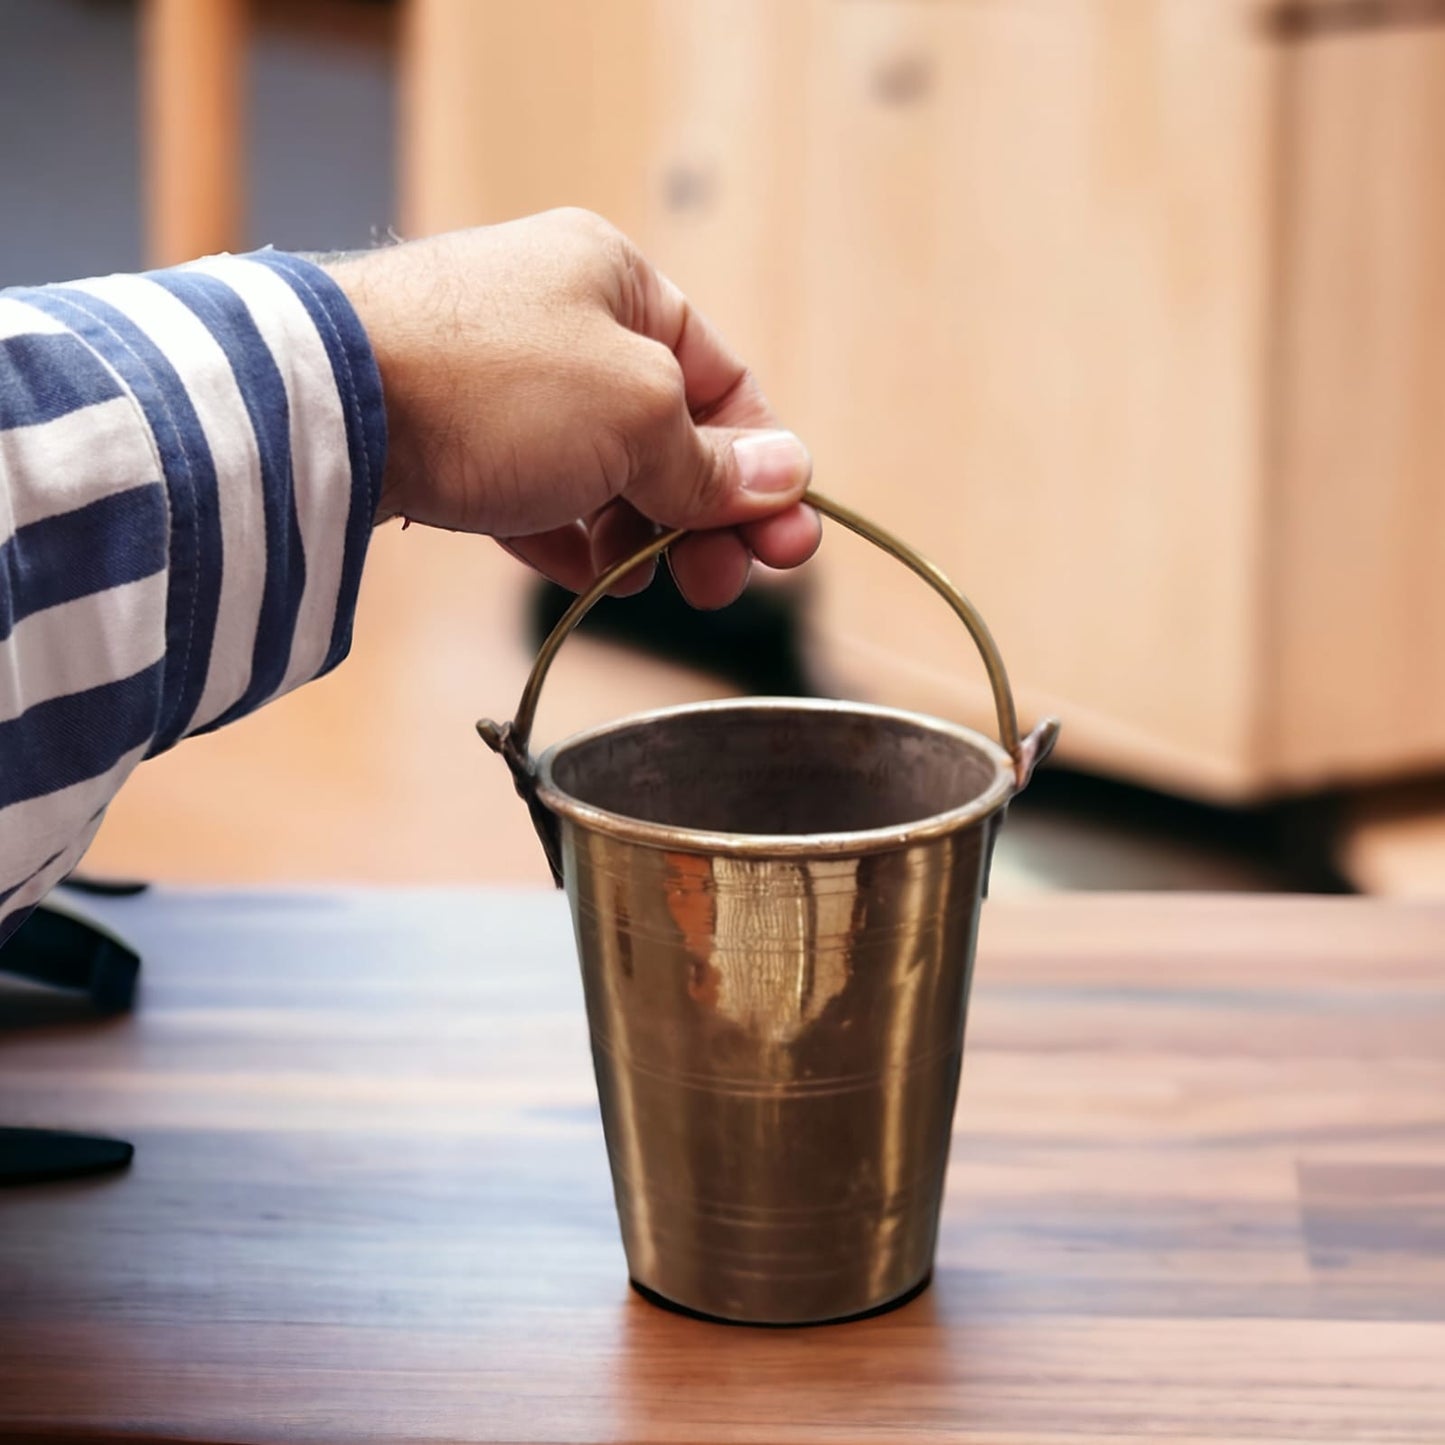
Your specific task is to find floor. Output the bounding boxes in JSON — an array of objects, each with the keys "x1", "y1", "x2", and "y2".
[{"x1": 80, "y1": 524, "x2": 1314, "y2": 898}]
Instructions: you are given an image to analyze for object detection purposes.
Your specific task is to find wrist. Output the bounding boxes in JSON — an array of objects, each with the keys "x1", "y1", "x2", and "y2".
[{"x1": 319, "y1": 252, "x2": 414, "y2": 526}]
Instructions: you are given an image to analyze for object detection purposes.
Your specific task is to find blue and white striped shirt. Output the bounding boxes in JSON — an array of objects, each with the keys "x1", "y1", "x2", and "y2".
[{"x1": 0, "y1": 250, "x2": 386, "y2": 944}]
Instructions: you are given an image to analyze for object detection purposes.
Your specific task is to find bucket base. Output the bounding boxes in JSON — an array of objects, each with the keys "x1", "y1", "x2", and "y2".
[{"x1": 628, "y1": 1270, "x2": 933, "y2": 1329}]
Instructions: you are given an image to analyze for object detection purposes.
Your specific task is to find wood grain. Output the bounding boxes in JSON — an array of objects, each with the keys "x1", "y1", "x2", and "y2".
[{"x1": 2, "y1": 889, "x2": 1443, "y2": 1443}]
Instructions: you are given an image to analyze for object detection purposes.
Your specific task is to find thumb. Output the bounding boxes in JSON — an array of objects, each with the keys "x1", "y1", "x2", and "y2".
[{"x1": 627, "y1": 424, "x2": 812, "y2": 530}]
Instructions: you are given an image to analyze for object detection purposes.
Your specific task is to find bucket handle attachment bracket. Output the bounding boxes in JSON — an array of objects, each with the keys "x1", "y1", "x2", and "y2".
[
  {"x1": 476, "y1": 716, "x2": 567, "y2": 885},
  {"x1": 479, "y1": 492, "x2": 1059, "y2": 885}
]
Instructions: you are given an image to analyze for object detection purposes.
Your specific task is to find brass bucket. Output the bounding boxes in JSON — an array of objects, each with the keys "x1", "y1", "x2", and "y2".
[{"x1": 479, "y1": 494, "x2": 1058, "y2": 1325}]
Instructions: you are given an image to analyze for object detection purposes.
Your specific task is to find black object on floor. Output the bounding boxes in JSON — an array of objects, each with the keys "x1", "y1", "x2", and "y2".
[
  {"x1": 528, "y1": 570, "x2": 821, "y2": 698},
  {"x1": 1013, "y1": 766, "x2": 1355, "y2": 894},
  {"x1": 60, "y1": 873, "x2": 150, "y2": 898},
  {"x1": 2, "y1": 901, "x2": 140, "y2": 1017},
  {"x1": 0, "y1": 1129, "x2": 134, "y2": 1187},
  {"x1": 1, "y1": 899, "x2": 141, "y2": 1186}
]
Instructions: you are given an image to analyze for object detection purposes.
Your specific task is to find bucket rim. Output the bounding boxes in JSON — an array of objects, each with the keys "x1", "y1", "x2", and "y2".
[{"x1": 534, "y1": 696, "x2": 1015, "y2": 859}]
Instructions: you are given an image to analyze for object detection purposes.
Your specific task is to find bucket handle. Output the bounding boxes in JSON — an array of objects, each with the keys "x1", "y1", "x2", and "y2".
[{"x1": 478, "y1": 492, "x2": 1060, "y2": 883}]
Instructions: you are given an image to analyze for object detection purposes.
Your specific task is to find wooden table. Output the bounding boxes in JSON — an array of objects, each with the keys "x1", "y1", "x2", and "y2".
[{"x1": 2, "y1": 889, "x2": 1443, "y2": 1444}]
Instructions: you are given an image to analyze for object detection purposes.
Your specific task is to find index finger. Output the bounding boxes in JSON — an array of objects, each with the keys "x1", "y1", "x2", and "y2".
[
  {"x1": 618, "y1": 245, "x2": 818, "y2": 575},
  {"x1": 623, "y1": 256, "x2": 777, "y2": 428}
]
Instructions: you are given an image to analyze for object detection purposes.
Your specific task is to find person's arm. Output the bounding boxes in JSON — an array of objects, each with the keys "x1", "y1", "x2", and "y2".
[
  {"x1": 0, "y1": 209, "x2": 815, "y2": 945},
  {"x1": 0, "y1": 250, "x2": 385, "y2": 941}
]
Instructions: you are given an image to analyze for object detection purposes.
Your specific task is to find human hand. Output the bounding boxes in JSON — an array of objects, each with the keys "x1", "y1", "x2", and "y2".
[{"x1": 325, "y1": 209, "x2": 818, "y2": 609}]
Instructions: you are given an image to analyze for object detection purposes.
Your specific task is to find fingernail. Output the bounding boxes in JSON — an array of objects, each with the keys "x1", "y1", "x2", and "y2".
[{"x1": 732, "y1": 429, "x2": 811, "y2": 495}]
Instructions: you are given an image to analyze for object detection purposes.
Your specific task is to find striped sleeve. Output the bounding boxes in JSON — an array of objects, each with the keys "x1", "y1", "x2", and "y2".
[{"x1": 0, "y1": 251, "x2": 386, "y2": 945}]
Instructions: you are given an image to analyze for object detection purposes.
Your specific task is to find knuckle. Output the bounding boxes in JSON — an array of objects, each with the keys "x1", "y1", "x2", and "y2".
[
  {"x1": 550, "y1": 204, "x2": 603, "y2": 232},
  {"x1": 553, "y1": 206, "x2": 624, "y2": 252},
  {"x1": 547, "y1": 208, "x2": 638, "y2": 306},
  {"x1": 591, "y1": 426, "x2": 635, "y2": 500}
]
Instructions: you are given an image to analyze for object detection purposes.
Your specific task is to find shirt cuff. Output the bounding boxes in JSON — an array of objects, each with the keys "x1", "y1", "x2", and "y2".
[{"x1": 19, "y1": 249, "x2": 388, "y2": 747}]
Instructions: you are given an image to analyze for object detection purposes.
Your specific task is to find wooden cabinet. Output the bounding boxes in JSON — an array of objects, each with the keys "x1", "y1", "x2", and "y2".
[
  {"x1": 401, "y1": 0, "x2": 1445, "y2": 802},
  {"x1": 787, "y1": 0, "x2": 1276, "y2": 799},
  {"x1": 1269, "y1": 20, "x2": 1445, "y2": 786}
]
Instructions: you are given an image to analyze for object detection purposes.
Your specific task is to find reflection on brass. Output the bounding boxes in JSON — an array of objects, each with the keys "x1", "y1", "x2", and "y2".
[
  {"x1": 479, "y1": 493, "x2": 1059, "y2": 1323},
  {"x1": 664, "y1": 853, "x2": 858, "y2": 1045}
]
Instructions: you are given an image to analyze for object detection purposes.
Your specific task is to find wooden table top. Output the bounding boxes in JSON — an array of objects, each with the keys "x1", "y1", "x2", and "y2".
[{"x1": 2, "y1": 888, "x2": 1443, "y2": 1444}]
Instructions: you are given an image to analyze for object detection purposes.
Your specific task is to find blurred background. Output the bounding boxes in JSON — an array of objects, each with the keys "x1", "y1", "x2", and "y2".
[{"x1": 5, "y1": 0, "x2": 1445, "y2": 896}]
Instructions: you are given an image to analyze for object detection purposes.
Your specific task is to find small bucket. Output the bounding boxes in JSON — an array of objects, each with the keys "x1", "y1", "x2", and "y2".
[{"x1": 479, "y1": 494, "x2": 1058, "y2": 1325}]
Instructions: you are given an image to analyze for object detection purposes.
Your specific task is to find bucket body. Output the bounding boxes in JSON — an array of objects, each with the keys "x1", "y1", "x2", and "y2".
[{"x1": 536, "y1": 697, "x2": 1013, "y2": 1324}]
